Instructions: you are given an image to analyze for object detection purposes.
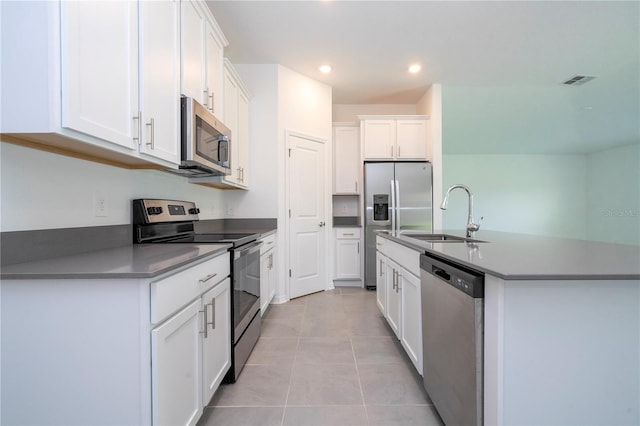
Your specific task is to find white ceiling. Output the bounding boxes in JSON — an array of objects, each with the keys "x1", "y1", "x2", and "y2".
[{"x1": 207, "y1": 1, "x2": 639, "y2": 154}]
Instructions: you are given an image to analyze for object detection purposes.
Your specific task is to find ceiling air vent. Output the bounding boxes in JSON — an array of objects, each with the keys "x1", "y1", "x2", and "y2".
[{"x1": 563, "y1": 75, "x2": 596, "y2": 86}]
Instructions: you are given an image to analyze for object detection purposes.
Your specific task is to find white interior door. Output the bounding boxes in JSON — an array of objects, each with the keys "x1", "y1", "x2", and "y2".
[{"x1": 288, "y1": 132, "x2": 326, "y2": 299}]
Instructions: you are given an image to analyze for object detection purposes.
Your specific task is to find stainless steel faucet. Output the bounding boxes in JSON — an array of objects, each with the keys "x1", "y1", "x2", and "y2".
[{"x1": 440, "y1": 184, "x2": 480, "y2": 237}]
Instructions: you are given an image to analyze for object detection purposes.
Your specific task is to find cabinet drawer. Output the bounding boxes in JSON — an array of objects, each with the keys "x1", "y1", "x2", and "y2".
[
  {"x1": 386, "y1": 240, "x2": 420, "y2": 277},
  {"x1": 260, "y1": 233, "x2": 277, "y2": 255},
  {"x1": 151, "y1": 252, "x2": 230, "y2": 324},
  {"x1": 336, "y1": 228, "x2": 361, "y2": 239},
  {"x1": 376, "y1": 236, "x2": 388, "y2": 256}
]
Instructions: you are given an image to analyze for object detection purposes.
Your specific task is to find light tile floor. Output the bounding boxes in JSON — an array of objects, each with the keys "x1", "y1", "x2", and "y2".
[{"x1": 198, "y1": 287, "x2": 444, "y2": 426}]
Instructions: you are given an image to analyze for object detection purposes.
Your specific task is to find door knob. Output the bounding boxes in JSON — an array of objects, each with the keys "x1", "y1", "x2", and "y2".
[{"x1": 319, "y1": 221, "x2": 326, "y2": 227}]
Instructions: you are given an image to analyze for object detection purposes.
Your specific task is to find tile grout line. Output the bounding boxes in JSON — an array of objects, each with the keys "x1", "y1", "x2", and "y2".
[
  {"x1": 279, "y1": 298, "x2": 306, "y2": 426},
  {"x1": 345, "y1": 293, "x2": 372, "y2": 426}
]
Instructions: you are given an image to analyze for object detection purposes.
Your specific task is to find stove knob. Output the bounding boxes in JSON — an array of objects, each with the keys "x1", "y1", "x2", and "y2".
[
  {"x1": 146, "y1": 207, "x2": 155, "y2": 216},
  {"x1": 189, "y1": 208, "x2": 200, "y2": 215},
  {"x1": 154, "y1": 207, "x2": 164, "y2": 215}
]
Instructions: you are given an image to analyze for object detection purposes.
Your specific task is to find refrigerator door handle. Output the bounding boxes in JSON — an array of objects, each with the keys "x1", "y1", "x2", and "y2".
[
  {"x1": 395, "y1": 179, "x2": 400, "y2": 233},
  {"x1": 390, "y1": 179, "x2": 396, "y2": 234}
]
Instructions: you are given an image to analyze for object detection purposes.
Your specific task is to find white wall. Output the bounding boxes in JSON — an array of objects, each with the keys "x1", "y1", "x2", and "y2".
[
  {"x1": 0, "y1": 143, "x2": 224, "y2": 231},
  {"x1": 416, "y1": 84, "x2": 443, "y2": 229},
  {"x1": 586, "y1": 143, "x2": 640, "y2": 245},
  {"x1": 332, "y1": 104, "x2": 416, "y2": 122},
  {"x1": 224, "y1": 64, "x2": 332, "y2": 301},
  {"x1": 225, "y1": 64, "x2": 279, "y2": 218},
  {"x1": 442, "y1": 154, "x2": 588, "y2": 240}
]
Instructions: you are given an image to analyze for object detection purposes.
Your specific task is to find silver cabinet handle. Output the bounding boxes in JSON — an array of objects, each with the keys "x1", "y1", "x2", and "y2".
[
  {"x1": 208, "y1": 297, "x2": 216, "y2": 330},
  {"x1": 343, "y1": 233, "x2": 355, "y2": 236},
  {"x1": 146, "y1": 117, "x2": 154, "y2": 149},
  {"x1": 133, "y1": 112, "x2": 141, "y2": 144},
  {"x1": 200, "y1": 305, "x2": 208, "y2": 338},
  {"x1": 237, "y1": 167, "x2": 242, "y2": 181},
  {"x1": 398, "y1": 145, "x2": 401, "y2": 157},
  {"x1": 199, "y1": 273, "x2": 217, "y2": 284},
  {"x1": 357, "y1": 242, "x2": 360, "y2": 254},
  {"x1": 379, "y1": 259, "x2": 383, "y2": 276}
]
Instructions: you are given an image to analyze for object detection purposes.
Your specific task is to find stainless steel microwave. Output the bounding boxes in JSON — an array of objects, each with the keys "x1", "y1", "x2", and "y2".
[{"x1": 175, "y1": 96, "x2": 231, "y2": 177}]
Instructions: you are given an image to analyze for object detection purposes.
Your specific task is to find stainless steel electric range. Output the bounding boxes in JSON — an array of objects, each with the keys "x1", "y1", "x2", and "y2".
[{"x1": 133, "y1": 199, "x2": 262, "y2": 383}]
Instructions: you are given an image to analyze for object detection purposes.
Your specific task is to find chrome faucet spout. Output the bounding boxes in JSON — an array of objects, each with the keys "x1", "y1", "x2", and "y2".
[{"x1": 441, "y1": 184, "x2": 480, "y2": 237}]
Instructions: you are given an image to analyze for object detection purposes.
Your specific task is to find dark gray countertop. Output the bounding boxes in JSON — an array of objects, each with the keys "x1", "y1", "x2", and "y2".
[
  {"x1": 0, "y1": 243, "x2": 231, "y2": 280},
  {"x1": 378, "y1": 229, "x2": 640, "y2": 280}
]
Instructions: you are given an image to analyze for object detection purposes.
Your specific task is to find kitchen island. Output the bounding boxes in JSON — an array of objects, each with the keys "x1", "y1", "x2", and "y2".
[{"x1": 377, "y1": 230, "x2": 640, "y2": 426}]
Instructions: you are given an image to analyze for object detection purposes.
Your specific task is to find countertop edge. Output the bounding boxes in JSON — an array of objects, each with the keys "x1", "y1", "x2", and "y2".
[
  {"x1": 377, "y1": 232, "x2": 640, "y2": 281},
  {"x1": 0, "y1": 244, "x2": 232, "y2": 280}
]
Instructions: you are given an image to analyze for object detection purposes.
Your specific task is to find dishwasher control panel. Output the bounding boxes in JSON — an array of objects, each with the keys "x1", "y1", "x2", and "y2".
[{"x1": 420, "y1": 254, "x2": 484, "y2": 298}]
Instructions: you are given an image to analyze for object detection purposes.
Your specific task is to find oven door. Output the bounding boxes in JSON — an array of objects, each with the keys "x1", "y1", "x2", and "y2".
[{"x1": 232, "y1": 240, "x2": 262, "y2": 342}]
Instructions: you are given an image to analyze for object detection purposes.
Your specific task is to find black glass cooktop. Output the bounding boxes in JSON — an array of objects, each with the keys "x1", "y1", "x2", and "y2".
[{"x1": 166, "y1": 232, "x2": 258, "y2": 247}]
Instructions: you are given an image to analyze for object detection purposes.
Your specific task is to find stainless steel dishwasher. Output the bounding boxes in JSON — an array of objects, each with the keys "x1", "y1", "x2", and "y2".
[{"x1": 420, "y1": 253, "x2": 484, "y2": 426}]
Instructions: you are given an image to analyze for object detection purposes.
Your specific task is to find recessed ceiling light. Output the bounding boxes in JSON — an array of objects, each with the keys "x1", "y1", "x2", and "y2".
[
  {"x1": 319, "y1": 65, "x2": 332, "y2": 74},
  {"x1": 408, "y1": 64, "x2": 421, "y2": 74}
]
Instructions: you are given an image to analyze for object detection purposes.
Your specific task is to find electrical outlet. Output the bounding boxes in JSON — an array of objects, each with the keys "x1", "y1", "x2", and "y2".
[
  {"x1": 226, "y1": 204, "x2": 235, "y2": 217},
  {"x1": 94, "y1": 192, "x2": 108, "y2": 217}
]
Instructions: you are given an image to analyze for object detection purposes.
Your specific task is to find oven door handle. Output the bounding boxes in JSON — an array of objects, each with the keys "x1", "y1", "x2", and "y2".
[{"x1": 234, "y1": 240, "x2": 263, "y2": 258}]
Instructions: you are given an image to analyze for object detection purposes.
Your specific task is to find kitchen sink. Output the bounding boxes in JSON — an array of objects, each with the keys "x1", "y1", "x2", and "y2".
[{"x1": 401, "y1": 233, "x2": 487, "y2": 243}]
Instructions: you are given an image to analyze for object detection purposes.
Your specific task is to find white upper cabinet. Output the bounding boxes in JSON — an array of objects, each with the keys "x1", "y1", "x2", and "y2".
[
  {"x1": 138, "y1": 0, "x2": 180, "y2": 164},
  {"x1": 333, "y1": 123, "x2": 360, "y2": 194},
  {"x1": 181, "y1": 0, "x2": 227, "y2": 116},
  {"x1": 61, "y1": 1, "x2": 138, "y2": 150},
  {"x1": 361, "y1": 116, "x2": 429, "y2": 161},
  {"x1": 1, "y1": 1, "x2": 185, "y2": 169},
  {"x1": 191, "y1": 60, "x2": 250, "y2": 190}
]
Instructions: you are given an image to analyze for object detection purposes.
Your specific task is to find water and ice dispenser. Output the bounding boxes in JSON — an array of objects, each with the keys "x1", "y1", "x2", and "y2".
[{"x1": 373, "y1": 194, "x2": 389, "y2": 221}]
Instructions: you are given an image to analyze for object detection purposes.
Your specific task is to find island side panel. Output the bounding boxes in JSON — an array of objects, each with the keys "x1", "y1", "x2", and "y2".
[{"x1": 488, "y1": 278, "x2": 640, "y2": 425}]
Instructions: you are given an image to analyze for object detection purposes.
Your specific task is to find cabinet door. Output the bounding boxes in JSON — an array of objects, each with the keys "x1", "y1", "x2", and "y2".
[
  {"x1": 376, "y1": 253, "x2": 387, "y2": 315},
  {"x1": 181, "y1": 0, "x2": 206, "y2": 104},
  {"x1": 236, "y1": 89, "x2": 250, "y2": 187},
  {"x1": 151, "y1": 299, "x2": 202, "y2": 426},
  {"x1": 61, "y1": 1, "x2": 138, "y2": 150},
  {"x1": 260, "y1": 251, "x2": 270, "y2": 314},
  {"x1": 333, "y1": 126, "x2": 360, "y2": 194},
  {"x1": 363, "y1": 120, "x2": 395, "y2": 159},
  {"x1": 335, "y1": 239, "x2": 361, "y2": 279},
  {"x1": 385, "y1": 260, "x2": 401, "y2": 338},
  {"x1": 399, "y1": 268, "x2": 422, "y2": 374},
  {"x1": 139, "y1": 0, "x2": 180, "y2": 165},
  {"x1": 222, "y1": 69, "x2": 239, "y2": 184},
  {"x1": 268, "y1": 248, "x2": 277, "y2": 302},
  {"x1": 205, "y1": 21, "x2": 224, "y2": 115},
  {"x1": 201, "y1": 278, "x2": 231, "y2": 406},
  {"x1": 396, "y1": 120, "x2": 427, "y2": 159}
]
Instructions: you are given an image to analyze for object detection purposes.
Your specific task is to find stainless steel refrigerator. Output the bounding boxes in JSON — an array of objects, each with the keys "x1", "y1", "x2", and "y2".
[{"x1": 364, "y1": 161, "x2": 433, "y2": 289}]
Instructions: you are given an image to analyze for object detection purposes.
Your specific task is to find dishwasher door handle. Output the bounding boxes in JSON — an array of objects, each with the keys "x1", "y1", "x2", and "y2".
[{"x1": 433, "y1": 267, "x2": 451, "y2": 282}]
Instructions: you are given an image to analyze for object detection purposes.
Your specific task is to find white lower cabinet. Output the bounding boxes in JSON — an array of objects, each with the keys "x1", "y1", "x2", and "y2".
[
  {"x1": 376, "y1": 237, "x2": 423, "y2": 375},
  {"x1": 151, "y1": 257, "x2": 231, "y2": 426},
  {"x1": 385, "y1": 258, "x2": 402, "y2": 338},
  {"x1": 260, "y1": 233, "x2": 277, "y2": 314},
  {"x1": 376, "y1": 252, "x2": 388, "y2": 315},
  {"x1": 152, "y1": 299, "x2": 202, "y2": 426},
  {"x1": 334, "y1": 228, "x2": 362, "y2": 281},
  {"x1": 1, "y1": 252, "x2": 230, "y2": 426},
  {"x1": 201, "y1": 278, "x2": 231, "y2": 406}
]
